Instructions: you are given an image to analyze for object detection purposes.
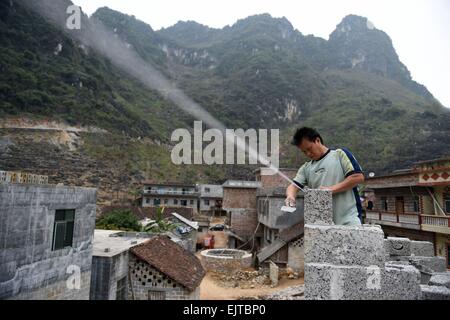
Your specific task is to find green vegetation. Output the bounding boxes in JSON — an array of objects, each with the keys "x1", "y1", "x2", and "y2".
[
  {"x1": 142, "y1": 206, "x2": 177, "y2": 233},
  {"x1": 0, "y1": 2, "x2": 448, "y2": 181},
  {"x1": 95, "y1": 209, "x2": 141, "y2": 231}
]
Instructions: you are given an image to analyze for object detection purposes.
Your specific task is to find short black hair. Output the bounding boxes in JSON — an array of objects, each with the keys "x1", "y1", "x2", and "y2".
[{"x1": 291, "y1": 127, "x2": 323, "y2": 146}]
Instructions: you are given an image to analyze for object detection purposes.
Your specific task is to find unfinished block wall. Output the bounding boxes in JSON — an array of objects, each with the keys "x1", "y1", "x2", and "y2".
[{"x1": 303, "y1": 189, "x2": 422, "y2": 300}]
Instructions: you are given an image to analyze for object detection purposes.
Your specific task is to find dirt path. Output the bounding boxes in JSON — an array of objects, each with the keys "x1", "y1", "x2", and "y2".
[{"x1": 199, "y1": 272, "x2": 304, "y2": 300}]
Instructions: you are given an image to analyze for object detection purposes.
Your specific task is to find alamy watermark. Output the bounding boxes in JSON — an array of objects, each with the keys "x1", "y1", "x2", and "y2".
[
  {"x1": 171, "y1": 121, "x2": 279, "y2": 168},
  {"x1": 66, "y1": 5, "x2": 81, "y2": 30},
  {"x1": 66, "y1": 264, "x2": 81, "y2": 290}
]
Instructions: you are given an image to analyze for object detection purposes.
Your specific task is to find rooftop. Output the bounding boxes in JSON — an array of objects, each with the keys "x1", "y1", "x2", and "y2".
[
  {"x1": 222, "y1": 180, "x2": 262, "y2": 189},
  {"x1": 130, "y1": 235, "x2": 206, "y2": 291},
  {"x1": 92, "y1": 229, "x2": 151, "y2": 257}
]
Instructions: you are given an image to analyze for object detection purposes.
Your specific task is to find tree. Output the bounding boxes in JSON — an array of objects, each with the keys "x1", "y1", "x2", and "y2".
[
  {"x1": 142, "y1": 206, "x2": 177, "y2": 233},
  {"x1": 96, "y1": 209, "x2": 141, "y2": 231}
]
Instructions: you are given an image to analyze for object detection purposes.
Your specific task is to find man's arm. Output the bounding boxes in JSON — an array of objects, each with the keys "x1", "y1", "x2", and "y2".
[
  {"x1": 319, "y1": 173, "x2": 364, "y2": 194},
  {"x1": 285, "y1": 164, "x2": 307, "y2": 206},
  {"x1": 320, "y1": 148, "x2": 364, "y2": 194},
  {"x1": 285, "y1": 183, "x2": 300, "y2": 206}
]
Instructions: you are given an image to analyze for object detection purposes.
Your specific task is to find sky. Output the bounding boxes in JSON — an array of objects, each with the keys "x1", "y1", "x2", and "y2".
[{"x1": 73, "y1": 0, "x2": 450, "y2": 108}]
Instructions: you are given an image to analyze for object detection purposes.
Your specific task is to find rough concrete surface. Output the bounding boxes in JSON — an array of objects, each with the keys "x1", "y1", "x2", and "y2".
[
  {"x1": 384, "y1": 237, "x2": 411, "y2": 256},
  {"x1": 304, "y1": 189, "x2": 333, "y2": 225},
  {"x1": 304, "y1": 224, "x2": 385, "y2": 267}
]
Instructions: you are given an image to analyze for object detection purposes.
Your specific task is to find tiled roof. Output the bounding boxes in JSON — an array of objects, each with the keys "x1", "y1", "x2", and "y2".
[
  {"x1": 101, "y1": 206, "x2": 194, "y2": 220},
  {"x1": 130, "y1": 235, "x2": 206, "y2": 291}
]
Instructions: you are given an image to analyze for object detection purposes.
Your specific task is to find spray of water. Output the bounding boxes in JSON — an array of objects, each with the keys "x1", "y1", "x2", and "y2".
[{"x1": 18, "y1": 0, "x2": 303, "y2": 191}]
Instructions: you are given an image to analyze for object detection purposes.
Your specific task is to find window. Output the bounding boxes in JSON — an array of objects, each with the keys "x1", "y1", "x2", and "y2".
[
  {"x1": 116, "y1": 277, "x2": 127, "y2": 300},
  {"x1": 146, "y1": 198, "x2": 150, "y2": 204},
  {"x1": 445, "y1": 194, "x2": 450, "y2": 214},
  {"x1": 181, "y1": 200, "x2": 187, "y2": 206},
  {"x1": 204, "y1": 199, "x2": 210, "y2": 206},
  {"x1": 205, "y1": 187, "x2": 210, "y2": 193},
  {"x1": 164, "y1": 199, "x2": 169, "y2": 204},
  {"x1": 190, "y1": 199, "x2": 194, "y2": 205},
  {"x1": 174, "y1": 199, "x2": 178, "y2": 205},
  {"x1": 413, "y1": 196, "x2": 420, "y2": 212},
  {"x1": 154, "y1": 199, "x2": 161, "y2": 206},
  {"x1": 52, "y1": 209, "x2": 75, "y2": 251},
  {"x1": 381, "y1": 197, "x2": 388, "y2": 211},
  {"x1": 447, "y1": 244, "x2": 450, "y2": 268},
  {"x1": 148, "y1": 290, "x2": 166, "y2": 300}
]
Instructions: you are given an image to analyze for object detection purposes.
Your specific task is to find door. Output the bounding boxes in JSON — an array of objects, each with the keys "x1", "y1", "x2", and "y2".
[{"x1": 395, "y1": 197, "x2": 404, "y2": 214}]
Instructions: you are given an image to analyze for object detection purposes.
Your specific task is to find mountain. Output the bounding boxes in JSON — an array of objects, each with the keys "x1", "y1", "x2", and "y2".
[{"x1": 0, "y1": 1, "x2": 449, "y2": 206}]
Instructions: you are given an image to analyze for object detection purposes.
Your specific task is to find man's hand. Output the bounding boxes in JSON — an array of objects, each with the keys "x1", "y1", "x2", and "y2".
[
  {"x1": 319, "y1": 173, "x2": 364, "y2": 194},
  {"x1": 285, "y1": 196, "x2": 296, "y2": 207}
]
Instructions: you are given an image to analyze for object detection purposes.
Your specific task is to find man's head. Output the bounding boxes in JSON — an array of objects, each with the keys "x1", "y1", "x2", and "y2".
[{"x1": 291, "y1": 127, "x2": 326, "y2": 160}]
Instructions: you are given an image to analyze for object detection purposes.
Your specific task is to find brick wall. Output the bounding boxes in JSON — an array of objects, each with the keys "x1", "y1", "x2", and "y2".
[
  {"x1": 257, "y1": 169, "x2": 297, "y2": 188},
  {"x1": 223, "y1": 188, "x2": 257, "y2": 209},
  {"x1": 128, "y1": 254, "x2": 199, "y2": 300}
]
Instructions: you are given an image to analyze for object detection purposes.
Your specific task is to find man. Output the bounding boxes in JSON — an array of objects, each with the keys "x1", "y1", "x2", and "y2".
[{"x1": 285, "y1": 127, "x2": 364, "y2": 225}]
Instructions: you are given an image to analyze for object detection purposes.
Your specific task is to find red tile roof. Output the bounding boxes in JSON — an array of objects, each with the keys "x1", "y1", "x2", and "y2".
[{"x1": 130, "y1": 235, "x2": 205, "y2": 291}]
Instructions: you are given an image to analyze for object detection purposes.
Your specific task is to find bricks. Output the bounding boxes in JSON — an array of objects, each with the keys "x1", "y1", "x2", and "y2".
[
  {"x1": 408, "y1": 256, "x2": 447, "y2": 273},
  {"x1": 420, "y1": 285, "x2": 450, "y2": 300},
  {"x1": 410, "y1": 240, "x2": 434, "y2": 257},
  {"x1": 304, "y1": 224, "x2": 385, "y2": 267},
  {"x1": 384, "y1": 237, "x2": 411, "y2": 256},
  {"x1": 305, "y1": 263, "x2": 421, "y2": 300},
  {"x1": 429, "y1": 273, "x2": 450, "y2": 289},
  {"x1": 304, "y1": 189, "x2": 333, "y2": 225}
]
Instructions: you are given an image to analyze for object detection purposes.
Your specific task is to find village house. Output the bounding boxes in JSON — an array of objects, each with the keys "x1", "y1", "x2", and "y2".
[
  {"x1": 364, "y1": 157, "x2": 450, "y2": 269},
  {"x1": 254, "y1": 168, "x2": 305, "y2": 272},
  {"x1": 198, "y1": 184, "x2": 224, "y2": 216},
  {"x1": 0, "y1": 171, "x2": 97, "y2": 300},
  {"x1": 141, "y1": 182, "x2": 199, "y2": 214},
  {"x1": 222, "y1": 180, "x2": 262, "y2": 249},
  {"x1": 90, "y1": 230, "x2": 151, "y2": 300},
  {"x1": 128, "y1": 235, "x2": 205, "y2": 300},
  {"x1": 256, "y1": 187, "x2": 305, "y2": 272},
  {"x1": 91, "y1": 230, "x2": 205, "y2": 300}
]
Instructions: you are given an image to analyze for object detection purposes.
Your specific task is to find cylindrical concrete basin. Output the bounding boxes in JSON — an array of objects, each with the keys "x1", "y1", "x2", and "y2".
[{"x1": 200, "y1": 249, "x2": 252, "y2": 272}]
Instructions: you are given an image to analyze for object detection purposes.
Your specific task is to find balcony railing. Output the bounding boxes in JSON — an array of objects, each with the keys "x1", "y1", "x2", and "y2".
[
  {"x1": 365, "y1": 211, "x2": 420, "y2": 225},
  {"x1": 143, "y1": 189, "x2": 198, "y2": 196},
  {"x1": 365, "y1": 210, "x2": 450, "y2": 232},
  {"x1": 421, "y1": 214, "x2": 450, "y2": 228}
]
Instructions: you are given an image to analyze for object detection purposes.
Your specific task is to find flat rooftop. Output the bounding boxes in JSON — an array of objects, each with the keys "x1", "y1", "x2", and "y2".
[{"x1": 93, "y1": 229, "x2": 151, "y2": 257}]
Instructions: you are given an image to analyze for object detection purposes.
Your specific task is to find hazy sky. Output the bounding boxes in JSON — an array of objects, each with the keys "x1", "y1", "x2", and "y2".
[{"x1": 73, "y1": 0, "x2": 450, "y2": 108}]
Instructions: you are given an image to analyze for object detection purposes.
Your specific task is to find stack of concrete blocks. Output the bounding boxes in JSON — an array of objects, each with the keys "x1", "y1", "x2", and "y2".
[
  {"x1": 384, "y1": 237, "x2": 450, "y2": 300},
  {"x1": 304, "y1": 189, "x2": 422, "y2": 300}
]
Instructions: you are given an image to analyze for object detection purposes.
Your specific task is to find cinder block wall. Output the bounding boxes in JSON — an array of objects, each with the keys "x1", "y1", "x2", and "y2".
[
  {"x1": 0, "y1": 184, "x2": 97, "y2": 300},
  {"x1": 90, "y1": 250, "x2": 129, "y2": 300}
]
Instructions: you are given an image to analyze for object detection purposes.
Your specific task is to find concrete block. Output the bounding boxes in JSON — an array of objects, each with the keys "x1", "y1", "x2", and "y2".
[
  {"x1": 429, "y1": 273, "x2": 450, "y2": 289},
  {"x1": 304, "y1": 224, "x2": 385, "y2": 267},
  {"x1": 269, "y1": 261, "x2": 279, "y2": 287},
  {"x1": 410, "y1": 241, "x2": 434, "y2": 257},
  {"x1": 384, "y1": 237, "x2": 411, "y2": 256},
  {"x1": 409, "y1": 256, "x2": 447, "y2": 273},
  {"x1": 305, "y1": 263, "x2": 421, "y2": 300},
  {"x1": 304, "y1": 189, "x2": 333, "y2": 225},
  {"x1": 421, "y1": 285, "x2": 450, "y2": 300}
]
